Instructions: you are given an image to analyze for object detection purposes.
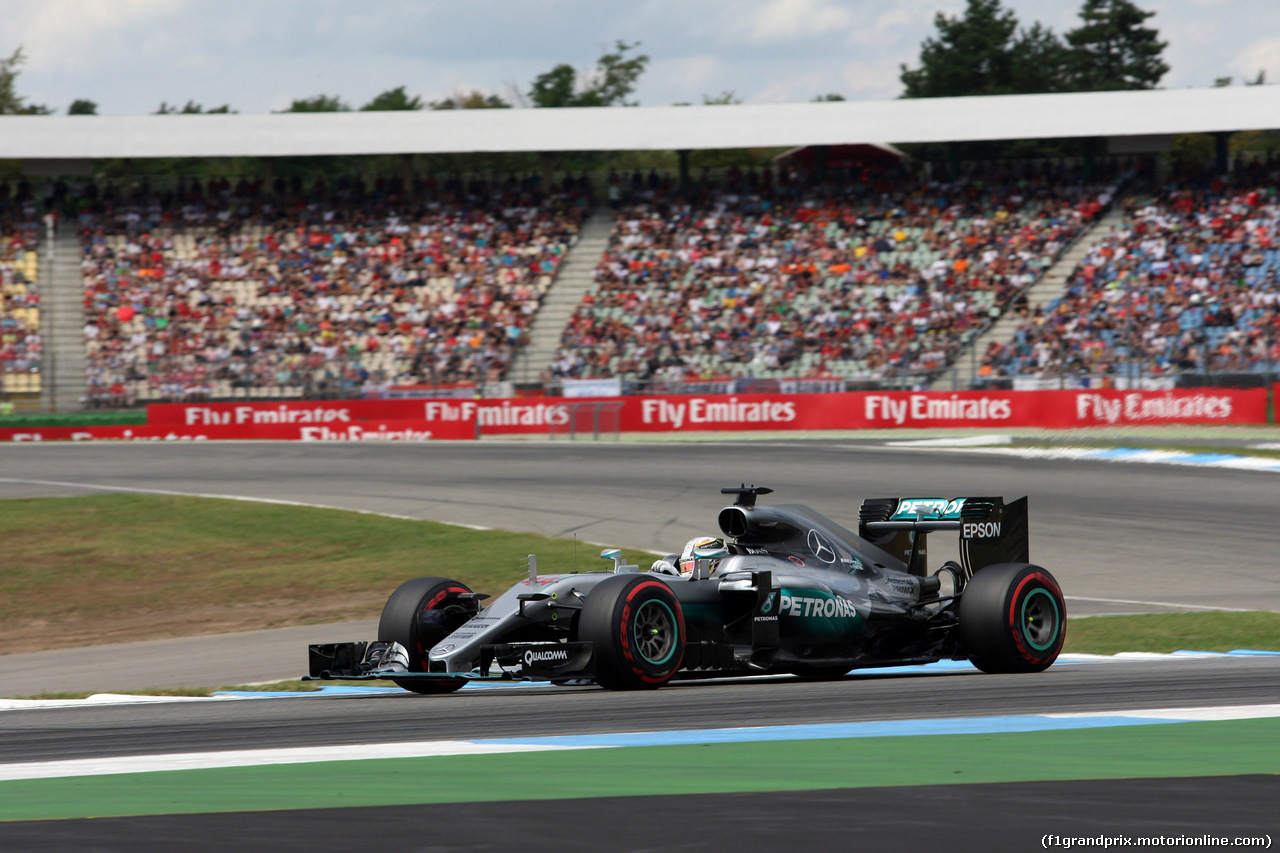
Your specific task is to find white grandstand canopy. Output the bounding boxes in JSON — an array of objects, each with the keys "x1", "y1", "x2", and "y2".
[{"x1": 1, "y1": 86, "x2": 1277, "y2": 160}]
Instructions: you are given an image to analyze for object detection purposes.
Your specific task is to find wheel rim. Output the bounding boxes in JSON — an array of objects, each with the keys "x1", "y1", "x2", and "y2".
[
  {"x1": 631, "y1": 599, "x2": 678, "y2": 665},
  {"x1": 1020, "y1": 587, "x2": 1060, "y2": 651}
]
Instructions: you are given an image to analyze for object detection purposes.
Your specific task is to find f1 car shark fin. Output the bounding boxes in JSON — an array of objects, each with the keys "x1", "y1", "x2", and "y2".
[{"x1": 721, "y1": 484, "x2": 774, "y2": 507}]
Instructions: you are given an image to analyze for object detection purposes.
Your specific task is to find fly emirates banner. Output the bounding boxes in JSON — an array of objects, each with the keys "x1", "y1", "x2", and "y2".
[
  {"x1": 585, "y1": 388, "x2": 1266, "y2": 432},
  {"x1": 0, "y1": 388, "x2": 1265, "y2": 441}
]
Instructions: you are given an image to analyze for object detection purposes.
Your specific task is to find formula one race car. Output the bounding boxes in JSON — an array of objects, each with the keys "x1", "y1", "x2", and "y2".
[{"x1": 306, "y1": 487, "x2": 1065, "y2": 692}]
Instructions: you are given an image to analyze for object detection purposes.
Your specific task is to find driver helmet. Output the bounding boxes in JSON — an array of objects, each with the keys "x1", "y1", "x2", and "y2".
[{"x1": 679, "y1": 536, "x2": 728, "y2": 575}]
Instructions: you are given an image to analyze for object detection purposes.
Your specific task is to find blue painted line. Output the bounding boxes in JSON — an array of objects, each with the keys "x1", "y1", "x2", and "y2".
[
  {"x1": 1091, "y1": 448, "x2": 1280, "y2": 469},
  {"x1": 984, "y1": 445, "x2": 1280, "y2": 473},
  {"x1": 214, "y1": 686, "x2": 404, "y2": 698},
  {"x1": 212, "y1": 680, "x2": 549, "y2": 698},
  {"x1": 1175, "y1": 453, "x2": 1253, "y2": 465},
  {"x1": 1090, "y1": 448, "x2": 1149, "y2": 459},
  {"x1": 478, "y1": 714, "x2": 1191, "y2": 749}
]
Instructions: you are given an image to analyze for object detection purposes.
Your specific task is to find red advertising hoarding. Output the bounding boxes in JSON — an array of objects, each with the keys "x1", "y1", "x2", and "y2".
[
  {"x1": 1, "y1": 388, "x2": 1265, "y2": 442},
  {"x1": 416, "y1": 388, "x2": 1265, "y2": 434},
  {"x1": 147, "y1": 399, "x2": 443, "y2": 426},
  {"x1": 0, "y1": 417, "x2": 474, "y2": 443}
]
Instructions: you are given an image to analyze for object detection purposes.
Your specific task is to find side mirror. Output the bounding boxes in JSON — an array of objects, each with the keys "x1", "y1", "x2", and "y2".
[{"x1": 600, "y1": 548, "x2": 639, "y2": 573}]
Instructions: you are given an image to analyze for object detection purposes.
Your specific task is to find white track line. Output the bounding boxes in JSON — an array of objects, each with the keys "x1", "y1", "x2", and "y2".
[
  {"x1": 884, "y1": 434, "x2": 1014, "y2": 447},
  {"x1": 1066, "y1": 595, "x2": 1253, "y2": 613},
  {"x1": 0, "y1": 477, "x2": 668, "y2": 555},
  {"x1": 1046, "y1": 703, "x2": 1280, "y2": 721},
  {"x1": 0, "y1": 694, "x2": 244, "y2": 711},
  {"x1": 0, "y1": 476, "x2": 492, "y2": 528},
  {"x1": 0, "y1": 740, "x2": 580, "y2": 781}
]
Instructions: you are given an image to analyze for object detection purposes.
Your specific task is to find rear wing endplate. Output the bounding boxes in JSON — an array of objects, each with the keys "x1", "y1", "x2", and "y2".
[{"x1": 858, "y1": 496, "x2": 1029, "y2": 577}]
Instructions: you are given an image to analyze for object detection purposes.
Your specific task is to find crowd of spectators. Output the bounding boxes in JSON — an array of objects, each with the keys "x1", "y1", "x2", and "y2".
[
  {"x1": 0, "y1": 189, "x2": 42, "y2": 397},
  {"x1": 980, "y1": 163, "x2": 1280, "y2": 381},
  {"x1": 25, "y1": 156, "x2": 1280, "y2": 405},
  {"x1": 43, "y1": 158, "x2": 1280, "y2": 404},
  {"x1": 548, "y1": 164, "x2": 1115, "y2": 385},
  {"x1": 78, "y1": 174, "x2": 588, "y2": 403}
]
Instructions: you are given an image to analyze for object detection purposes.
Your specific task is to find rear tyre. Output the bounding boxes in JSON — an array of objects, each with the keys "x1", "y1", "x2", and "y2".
[
  {"x1": 378, "y1": 576, "x2": 474, "y2": 694},
  {"x1": 578, "y1": 574, "x2": 685, "y2": 690},
  {"x1": 959, "y1": 563, "x2": 1065, "y2": 673}
]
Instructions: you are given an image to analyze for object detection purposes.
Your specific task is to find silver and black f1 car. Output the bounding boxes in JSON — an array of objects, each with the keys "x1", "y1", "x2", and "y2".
[{"x1": 306, "y1": 487, "x2": 1065, "y2": 692}]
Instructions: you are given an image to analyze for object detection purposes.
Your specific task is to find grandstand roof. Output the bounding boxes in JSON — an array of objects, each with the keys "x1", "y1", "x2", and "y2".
[
  {"x1": 775, "y1": 143, "x2": 908, "y2": 167},
  {"x1": 2, "y1": 86, "x2": 1278, "y2": 159}
]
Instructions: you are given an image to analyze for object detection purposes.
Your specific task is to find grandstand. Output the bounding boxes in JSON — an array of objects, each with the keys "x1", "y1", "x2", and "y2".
[
  {"x1": 59, "y1": 163, "x2": 1127, "y2": 400},
  {"x1": 976, "y1": 166, "x2": 1280, "y2": 387},
  {"x1": 0, "y1": 200, "x2": 42, "y2": 403},
  {"x1": 545, "y1": 165, "x2": 1115, "y2": 388},
  {"x1": 1, "y1": 88, "x2": 1278, "y2": 409},
  {"x1": 76, "y1": 177, "x2": 587, "y2": 404}
]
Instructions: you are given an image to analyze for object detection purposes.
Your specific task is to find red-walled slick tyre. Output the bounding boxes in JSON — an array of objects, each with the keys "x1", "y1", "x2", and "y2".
[
  {"x1": 578, "y1": 574, "x2": 686, "y2": 690},
  {"x1": 378, "y1": 576, "x2": 474, "y2": 694},
  {"x1": 959, "y1": 563, "x2": 1065, "y2": 674}
]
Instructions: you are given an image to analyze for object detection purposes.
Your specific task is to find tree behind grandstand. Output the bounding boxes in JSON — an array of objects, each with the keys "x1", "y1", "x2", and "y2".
[
  {"x1": 900, "y1": 0, "x2": 1167, "y2": 98},
  {"x1": 153, "y1": 101, "x2": 235, "y2": 114},
  {"x1": 0, "y1": 47, "x2": 25, "y2": 113},
  {"x1": 282, "y1": 94, "x2": 351, "y2": 113},
  {"x1": 1066, "y1": 0, "x2": 1169, "y2": 91},
  {"x1": 0, "y1": 46, "x2": 51, "y2": 115},
  {"x1": 527, "y1": 40, "x2": 649, "y2": 108},
  {"x1": 360, "y1": 86, "x2": 424, "y2": 111},
  {"x1": 431, "y1": 90, "x2": 511, "y2": 110}
]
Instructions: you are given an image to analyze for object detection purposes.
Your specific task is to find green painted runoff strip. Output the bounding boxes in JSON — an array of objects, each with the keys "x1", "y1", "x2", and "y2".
[{"x1": 2, "y1": 718, "x2": 1278, "y2": 822}]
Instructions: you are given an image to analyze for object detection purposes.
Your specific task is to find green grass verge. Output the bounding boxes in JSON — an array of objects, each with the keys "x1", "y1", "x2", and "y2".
[
  {"x1": 1, "y1": 718, "x2": 1277, "y2": 821},
  {"x1": 0, "y1": 493, "x2": 654, "y2": 651},
  {"x1": 1064, "y1": 611, "x2": 1280, "y2": 654}
]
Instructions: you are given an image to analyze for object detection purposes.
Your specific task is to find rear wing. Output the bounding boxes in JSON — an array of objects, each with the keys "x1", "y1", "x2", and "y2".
[{"x1": 858, "y1": 496, "x2": 1028, "y2": 578}]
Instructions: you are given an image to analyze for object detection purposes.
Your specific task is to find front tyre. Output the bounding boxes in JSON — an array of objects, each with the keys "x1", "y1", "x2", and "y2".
[
  {"x1": 378, "y1": 576, "x2": 474, "y2": 694},
  {"x1": 959, "y1": 563, "x2": 1065, "y2": 674},
  {"x1": 578, "y1": 574, "x2": 685, "y2": 690}
]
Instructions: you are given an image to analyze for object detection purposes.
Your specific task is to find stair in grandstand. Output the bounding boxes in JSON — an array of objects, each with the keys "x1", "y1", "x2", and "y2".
[
  {"x1": 931, "y1": 202, "x2": 1130, "y2": 390},
  {"x1": 41, "y1": 217, "x2": 89, "y2": 413},
  {"x1": 505, "y1": 209, "x2": 615, "y2": 385}
]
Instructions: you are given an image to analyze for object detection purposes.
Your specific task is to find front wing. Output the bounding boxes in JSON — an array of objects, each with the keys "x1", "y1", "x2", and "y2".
[{"x1": 305, "y1": 641, "x2": 596, "y2": 685}]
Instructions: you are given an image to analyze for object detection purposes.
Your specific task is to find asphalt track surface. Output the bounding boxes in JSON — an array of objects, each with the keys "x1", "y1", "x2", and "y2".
[
  {"x1": 2, "y1": 776, "x2": 1276, "y2": 853},
  {"x1": 5, "y1": 656, "x2": 1280, "y2": 763}
]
